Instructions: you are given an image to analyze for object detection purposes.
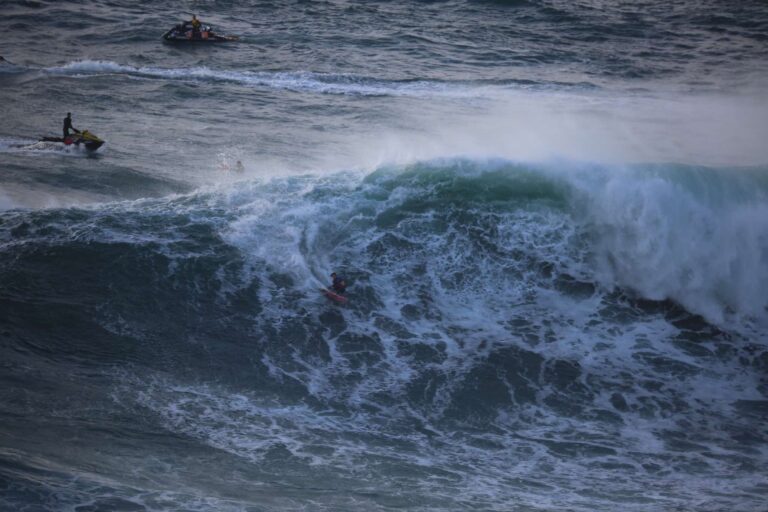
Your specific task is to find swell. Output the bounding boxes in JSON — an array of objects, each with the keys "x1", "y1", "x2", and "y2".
[
  {"x1": 0, "y1": 152, "x2": 191, "y2": 210},
  {"x1": 34, "y1": 60, "x2": 596, "y2": 97}
]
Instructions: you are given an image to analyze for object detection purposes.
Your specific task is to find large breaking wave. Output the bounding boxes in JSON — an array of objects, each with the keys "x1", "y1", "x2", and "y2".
[{"x1": 1, "y1": 158, "x2": 766, "y2": 511}]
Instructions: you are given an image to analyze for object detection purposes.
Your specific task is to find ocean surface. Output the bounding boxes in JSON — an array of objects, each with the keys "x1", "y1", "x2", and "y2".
[{"x1": 1, "y1": 1, "x2": 768, "y2": 511}]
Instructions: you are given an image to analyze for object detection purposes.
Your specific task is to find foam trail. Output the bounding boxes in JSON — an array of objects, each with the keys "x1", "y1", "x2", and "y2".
[{"x1": 44, "y1": 60, "x2": 502, "y2": 97}]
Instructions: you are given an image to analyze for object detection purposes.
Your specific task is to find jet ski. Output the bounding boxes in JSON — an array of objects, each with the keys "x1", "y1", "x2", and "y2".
[
  {"x1": 39, "y1": 130, "x2": 105, "y2": 151},
  {"x1": 162, "y1": 22, "x2": 238, "y2": 42}
]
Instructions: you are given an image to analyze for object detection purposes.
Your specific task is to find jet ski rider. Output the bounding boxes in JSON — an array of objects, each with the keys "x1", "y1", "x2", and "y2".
[
  {"x1": 63, "y1": 113, "x2": 80, "y2": 139},
  {"x1": 188, "y1": 14, "x2": 202, "y2": 38},
  {"x1": 169, "y1": 14, "x2": 216, "y2": 40}
]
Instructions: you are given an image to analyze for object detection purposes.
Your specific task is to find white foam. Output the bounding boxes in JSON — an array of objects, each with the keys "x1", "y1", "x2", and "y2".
[
  {"x1": 44, "y1": 60, "x2": 496, "y2": 98},
  {"x1": 566, "y1": 164, "x2": 768, "y2": 332}
]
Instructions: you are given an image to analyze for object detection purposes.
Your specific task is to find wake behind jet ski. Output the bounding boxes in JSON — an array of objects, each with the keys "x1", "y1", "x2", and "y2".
[{"x1": 162, "y1": 14, "x2": 237, "y2": 43}]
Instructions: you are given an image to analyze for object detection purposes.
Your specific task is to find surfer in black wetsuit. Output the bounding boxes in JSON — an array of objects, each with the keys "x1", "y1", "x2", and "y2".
[
  {"x1": 330, "y1": 272, "x2": 347, "y2": 294},
  {"x1": 63, "y1": 113, "x2": 79, "y2": 139}
]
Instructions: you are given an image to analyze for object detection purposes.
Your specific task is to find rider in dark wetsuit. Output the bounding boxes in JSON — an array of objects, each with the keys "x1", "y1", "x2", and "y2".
[
  {"x1": 63, "y1": 113, "x2": 79, "y2": 139},
  {"x1": 330, "y1": 272, "x2": 347, "y2": 295}
]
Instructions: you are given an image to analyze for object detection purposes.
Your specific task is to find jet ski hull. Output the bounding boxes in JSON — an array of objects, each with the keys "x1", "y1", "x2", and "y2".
[
  {"x1": 162, "y1": 27, "x2": 238, "y2": 42},
  {"x1": 40, "y1": 131, "x2": 105, "y2": 152},
  {"x1": 82, "y1": 139, "x2": 105, "y2": 151}
]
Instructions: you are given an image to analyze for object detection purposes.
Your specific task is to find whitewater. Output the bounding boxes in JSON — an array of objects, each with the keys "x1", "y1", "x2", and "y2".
[{"x1": 1, "y1": 1, "x2": 767, "y2": 511}]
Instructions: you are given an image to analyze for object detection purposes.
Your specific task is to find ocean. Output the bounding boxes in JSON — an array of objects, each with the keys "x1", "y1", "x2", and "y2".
[{"x1": 1, "y1": 1, "x2": 767, "y2": 511}]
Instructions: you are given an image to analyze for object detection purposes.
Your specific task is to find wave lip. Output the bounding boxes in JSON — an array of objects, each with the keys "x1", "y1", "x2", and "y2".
[{"x1": 572, "y1": 163, "x2": 768, "y2": 332}]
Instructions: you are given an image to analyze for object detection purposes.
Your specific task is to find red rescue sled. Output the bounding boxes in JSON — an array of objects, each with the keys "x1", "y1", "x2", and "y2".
[{"x1": 320, "y1": 288, "x2": 348, "y2": 304}]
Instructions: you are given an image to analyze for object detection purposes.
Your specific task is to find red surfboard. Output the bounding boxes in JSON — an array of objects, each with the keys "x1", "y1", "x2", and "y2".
[{"x1": 320, "y1": 288, "x2": 348, "y2": 304}]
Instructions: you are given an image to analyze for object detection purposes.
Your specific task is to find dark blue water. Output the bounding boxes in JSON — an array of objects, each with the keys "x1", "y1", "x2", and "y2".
[{"x1": 1, "y1": 1, "x2": 767, "y2": 511}]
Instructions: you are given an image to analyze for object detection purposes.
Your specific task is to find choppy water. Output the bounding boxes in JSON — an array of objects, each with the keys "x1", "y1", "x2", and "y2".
[{"x1": 1, "y1": 1, "x2": 767, "y2": 511}]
